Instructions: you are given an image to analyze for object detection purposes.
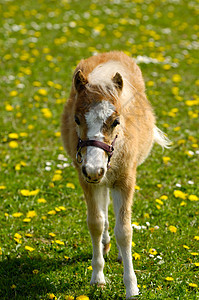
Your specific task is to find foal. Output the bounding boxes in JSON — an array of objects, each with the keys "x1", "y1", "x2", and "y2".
[{"x1": 61, "y1": 51, "x2": 169, "y2": 299}]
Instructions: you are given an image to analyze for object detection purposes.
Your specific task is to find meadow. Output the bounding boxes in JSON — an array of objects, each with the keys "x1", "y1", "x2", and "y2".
[{"x1": 0, "y1": 0, "x2": 198, "y2": 299}]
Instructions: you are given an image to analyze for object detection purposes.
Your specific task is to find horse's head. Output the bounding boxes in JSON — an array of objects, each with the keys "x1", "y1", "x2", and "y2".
[{"x1": 73, "y1": 69, "x2": 122, "y2": 184}]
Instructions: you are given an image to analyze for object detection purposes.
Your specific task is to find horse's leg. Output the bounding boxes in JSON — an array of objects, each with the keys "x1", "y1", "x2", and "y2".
[
  {"x1": 83, "y1": 184, "x2": 109, "y2": 285},
  {"x1": 111, "y1": 181, "x2": 139, "y2": 298},
  {"x1": 102, "y1": 189, "x2": 111, "y2": 255}
]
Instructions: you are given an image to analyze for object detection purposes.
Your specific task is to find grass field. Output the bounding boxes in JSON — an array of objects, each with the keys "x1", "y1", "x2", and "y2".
[{"x1": 0, "y1": 0, "x2": 198, "y2": 299}]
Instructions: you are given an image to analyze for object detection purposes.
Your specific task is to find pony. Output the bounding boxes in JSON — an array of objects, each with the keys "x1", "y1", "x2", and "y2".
[{"x1": 61, "y1": 51, "x2": 170, "y2": 299}]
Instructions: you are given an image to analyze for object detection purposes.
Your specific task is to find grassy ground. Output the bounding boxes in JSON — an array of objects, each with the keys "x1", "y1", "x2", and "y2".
[{"x1": 0, "y1": 0, "x2": 198, "y2": 299}]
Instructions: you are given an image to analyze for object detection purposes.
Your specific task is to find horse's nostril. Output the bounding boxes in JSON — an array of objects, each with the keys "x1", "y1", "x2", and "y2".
[{"x1": 98, "y1": 168, "x2": 105, "y2": 178}]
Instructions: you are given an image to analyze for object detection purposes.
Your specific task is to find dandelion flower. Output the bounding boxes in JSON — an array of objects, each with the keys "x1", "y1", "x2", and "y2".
[
  {"x1": 133, "y1": 252, "x2": 141, "y2": 260},
  {"x1": 8, "y1": 133, "x2": 19, "y2": 139},
  {"x1": 38, "y1": 198, "x2": 47, "y2": 203},
  {"x1": 87, "y1": 266, "x2": 93, "y2": 270},
  {"x1": 66, "y1": 183, "x2": 75, "y2": 189},
  {"x1": 194, "y1": 263, "x2": 199, "y2": 267},
  {"x1": 49, "y1": 233, "x2": 56, "y2": 237},
  {"x1": 9, "y1": 141, "x2": 18, "y2": 148},
  {"x1": 12, "y1": 212, "x2": 23, "y2": 218},
  {"x1": 25, "y1": 246, "x2": 35, "y2": 252},
  {"x1": 162, "y1": 156, "x2": 171, "y2": 165},
  {"x1": 48, "y1": 293, "x2": 57, "y2": 300},
  {"x1": 188, "y1": 195, "x2": 198, "y2": 201},
  {"x1": 76, "y1": 296, "x2": 89, "y2": 300},
  {"x1": 48, "y1": 210, "x2": 56, "y2": 215},
  {"x1": 169, "y1": 225, "x2": 177, "y2": 233},
  {"x1": 65, "y1": 296, "x2": 74, "y2": 300},
  {"x1": 26, "y1": 211, "x2": 37, "y2": 218},
  {"x1": 149, "y1": 248, "x2": 158, "y2": 255},
  {"x1": 194, "y1": 236, "x2": 199, "y2": 240},
  {"x1": 189, "y1": 283, "x2": 198, "y2": 288},
  {"x1": 55, "y1": 240, "x2": 65, "y2": 245},
  {"x1": 38, "y1": 89, "x2": 48, "y2": 96},
  {"x1": 23, "y1": 218, "x2": 31, "y2": 223},
  {"x1": 165, "y1": 277, "x2": 174, "y2": 281},
  {"x1": 173, "y1": 190, "x2": 187, "y2": 199}
]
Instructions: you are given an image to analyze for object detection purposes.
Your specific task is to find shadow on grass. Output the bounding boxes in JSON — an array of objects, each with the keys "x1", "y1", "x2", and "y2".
[{"x1": 0, "y1": 252, "x2": 92, "y2": 300}]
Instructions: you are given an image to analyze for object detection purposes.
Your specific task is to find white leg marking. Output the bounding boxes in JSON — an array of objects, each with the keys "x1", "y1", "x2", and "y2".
[
  {"x1": 111, "y1": 189, "x2": 139, "y2": 298},
  {"x1": 87, "y1": 186, "x2": 110, "y2": 285}
]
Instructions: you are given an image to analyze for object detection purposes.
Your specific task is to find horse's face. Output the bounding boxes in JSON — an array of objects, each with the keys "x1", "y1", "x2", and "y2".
[
  {"x1": 75, "y1": 99, "x2": 120, "y2": 184},
  {"x1": 73, "y1": 69, "x2": 122, "y2": 184}
]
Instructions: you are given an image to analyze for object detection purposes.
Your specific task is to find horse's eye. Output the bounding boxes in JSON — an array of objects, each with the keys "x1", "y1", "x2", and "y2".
[
  {"x1": 74, "y1": 115, "x2": 80, "y2": 125},
  {"x1": 112, "y1": 118, "x2": 120, "y2": 128}
]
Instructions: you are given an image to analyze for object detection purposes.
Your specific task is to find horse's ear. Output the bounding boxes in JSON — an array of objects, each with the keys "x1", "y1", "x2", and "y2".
[
  {"x1": 74, "y1": 70, "x2": 88, "y2": 92},
  {"x1": 112, "y1": 72, "x2": 123, "y2": 91}
]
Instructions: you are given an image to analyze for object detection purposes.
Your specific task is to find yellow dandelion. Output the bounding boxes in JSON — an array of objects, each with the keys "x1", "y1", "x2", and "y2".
[
  {"x1": 29, "y1": 189, "x2": 40, "y2": 196},
  {"x1": 188, "y1": 195, "x2": 198, "y2": 201},
  {"x1": 169, "y1": 225, "x2": 177, "y2": 233},
  {"x1": 132, "y1": 252, "x2": 141, "y2": 260},
  {"x1": 12, "y1": 212, "x2": 23, "y2": 218},
  {"x1": 25, "y1": 246, "x2": 35, "y2": 252},
  {"x1": 87, "y1": 266, "x2": 93, "y2": 270},
  {"x1": 0, "y1": 247, "x2": 2, "y2": 255},
  {"x1": 8, "y1": 133, "x2": 19, "y2": 139},
  {"x1": 149, "y1": 248, "x2": 157, "y2": 255},
  {"x1": 194, "y1": 263, "x2": 199, "y2": 267},
  {"x1": 172, "y1": 74, "x2": 182, "y2": 83},
  {"x1": 33, "y1": 269, "x2": 39, "y2": 274},
  {"x1": 48, "y1": 293, "x2": 57, "y2": 300},
  {"x1": 134, "y1": 185, "x2": 140, "y2": 190},
  {"x1": 49, "y1": 233, "x2": 56, "y2": 237},
  {"x1": 183, "y1": 245, "x2": 189, "y2": 249},
  {"x1": 52, "y1": 174, "x2": 62, "y2": 182},
  {"x1": 162, "y1": 156, "x2": 171, "y2": 165},
  {"x1": 38, "y1": 89, "x2": 48, "y2": 96},
  {"x1": 9, "y1": 90, "x2": 18, "y2": 97},
  {"x1": 165, "y1": 277, "x2": 174, "y2": 281},
  {"x1": 173, "y1": 190, "x2": 187, "y2": 199},
  {"x1": 5, "y1": 104, "x2": 14, "y2": 111},
  {"x1": 160, "y1": 195, "x2": 168, "y2": 200},
  {"x1": 9, "y1": 141, "x2": 18, "y2": 149},
  {"x1": 26, "y1": 211, "x2": 37, "y2": 218},
  {"x1": 76, "y1": 296, "x2": 89, "y2": 300},
  {"x1": 156, "y1": 199, "x2": 164, "y2": 205},
  {"x1": 189, "y1": 283, "x2": 198, "y2": 288},
  {"x1": 23, "y1": 218, "x2": 31, "y2": 223},
  {"x1": 25, "y1": 233, "x2": 33, "y2": 238},
  {"x1": 20, "y1": 189, "x2": 30, "y2": 196},
  {"x1": 14, "y1": 233, "x2": 22, "y2": 239},
  {"x1": 65, "y1": 296, "x2": 74, "y2": 300},
  {"x1": 55, "y1": 240, "x2": 65, "y2": 245},
  {"x1": 194, "y1": 236, "x2": 199, "y2": 240},
  {"x1": 59, "y1": 206, "x2": 66, "y2": 211},
  {"x1": 55, "y1": 131, "x2": 61, "y2": 137},
  {"x1": 38, "y1": 198, "x2": 47, "y2": 203},
  {"x1": 0, "y1": 186, "x2": 6, "y2": 190},
  {"x1": 48, "y1": 210, "x2": 56, "y2": 215},
  {"x1": 66, "y1": 183, "x2": 75, "y2": 189},
  {"x1": 190, "y1": 252, "x2": 199, "y2": 256}
]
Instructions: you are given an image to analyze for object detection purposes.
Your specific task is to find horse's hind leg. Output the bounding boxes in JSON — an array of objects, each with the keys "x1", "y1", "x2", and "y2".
[
  {"x1": 102, "y1": 191, "x2": 111, "y2": 255},
  {"x1": 111, "y1": 185, "x2": 139, "y2": 299}
]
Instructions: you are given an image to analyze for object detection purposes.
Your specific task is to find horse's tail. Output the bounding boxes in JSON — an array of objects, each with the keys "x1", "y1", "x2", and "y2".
[{"x1": 153, "y1": 126, "x2": 171, "y2": 149}]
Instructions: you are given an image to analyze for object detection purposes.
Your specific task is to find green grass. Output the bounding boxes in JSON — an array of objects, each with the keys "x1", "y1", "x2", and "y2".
[{"x1": 0, "y1": 0, "x2": 198, "y2": 299}]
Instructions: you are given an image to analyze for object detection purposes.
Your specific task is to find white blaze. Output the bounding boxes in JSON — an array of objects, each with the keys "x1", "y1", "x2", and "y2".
[{"x1": 84, "y1": 100, "x2": 115, "y2": 171}]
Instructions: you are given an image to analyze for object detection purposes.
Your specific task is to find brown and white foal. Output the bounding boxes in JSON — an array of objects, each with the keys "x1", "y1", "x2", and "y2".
[{"x1": 61, "y1": 51, "x2": 169, "y2": 299}]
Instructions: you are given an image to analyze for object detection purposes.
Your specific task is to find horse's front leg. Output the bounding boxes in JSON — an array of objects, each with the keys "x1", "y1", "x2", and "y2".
[
  {"x1": 86, "y1": 186, "x2": 109, "y2": 286},
  {"x1": 111, "y1": 185, "x2": 139, "y2": 299}
]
